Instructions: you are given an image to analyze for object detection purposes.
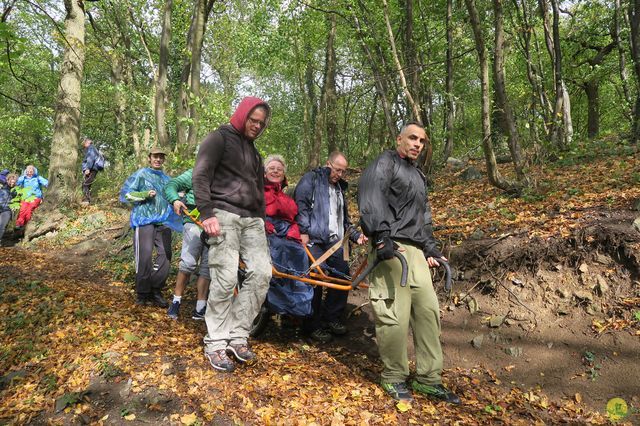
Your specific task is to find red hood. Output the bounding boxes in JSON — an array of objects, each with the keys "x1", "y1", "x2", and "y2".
[{"x1": 229, "y1": 96, "x2": 271, "y2": 139}]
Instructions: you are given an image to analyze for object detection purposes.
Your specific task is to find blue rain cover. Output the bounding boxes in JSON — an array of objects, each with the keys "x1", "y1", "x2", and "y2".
[
  {"x1": 266, "y1": 234, "x2": 313, "y2": 317},
  {"x1": 119, "y1": 167, "x2": 183, "y2": 232}
]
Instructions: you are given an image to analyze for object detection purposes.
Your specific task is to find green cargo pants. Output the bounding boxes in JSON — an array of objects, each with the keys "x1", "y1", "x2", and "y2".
[{"x1": 369, "y1": 241, "x2": 443, "y2": 385}]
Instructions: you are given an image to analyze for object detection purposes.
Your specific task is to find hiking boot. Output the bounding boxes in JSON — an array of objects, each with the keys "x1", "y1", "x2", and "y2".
[
  {"x1": 411, "y1": 381, "x2": 461, "y2": 405},
  {"x1": 227, "y1": 344, "x2": 256, "y2": 363},
  {"x1": 167, "y1": 301, "x2": 180, "y2": 319},
  {"x1": 150, "y1": 292, "x2": 169, "y2": 308},
  {"x1": 192, "y1": 306, "x2": 206, "y2": 320},
  {"x1": 309, "y1": 328, "x2": 332, "y2": 343},
  {"x1": 205, "y1": 349, "x2": 235, "y2": 372},
  {"x1": 135, "y1": 293, "x2": 150, "y2": 306},
  {"x1": 327, "y1": 321, "x2": 347, "y2": 335},
  {"x1": 380, "y1": 381, "x2": 413, "y2": 402}
]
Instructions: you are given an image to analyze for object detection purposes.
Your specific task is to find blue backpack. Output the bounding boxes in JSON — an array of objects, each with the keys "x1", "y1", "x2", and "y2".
[{"x1": 95, "y1": 152, "x2": 106, "y2": 171}]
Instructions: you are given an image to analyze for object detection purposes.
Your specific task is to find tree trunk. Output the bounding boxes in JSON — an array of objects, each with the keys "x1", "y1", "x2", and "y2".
[
  {"x1": 513, "y1": 0, "x2": 549, "y2": 141},
  {"x1": 47, "y1": 0, "x2": 85, "y2": 204},
  {"x1": 325, "y1": 14, "x2": 338, "y2": 155},
  {"x1": 629, "y1": 0, "x2": 640, "y2": 144},
  {"x1": 464, "y1": 0, "x2": 515, "y2": 192},
  {"x1": 110, "y1": 53, "x2": 128, "y2": 152},
  {"x1": 549, "y1": 0, "x2": 571, "y2": 148},
  {"x1": 351, "y1": 6, "x2": 397, "y2": 138},
  {"x1": 308, "y1": 15, "x2": 338, "y2": 169},
  {"x1": 155, "y1": 0, "x2": 172, "y2": 148},
  {"x1": 584, "y1": 80, "x2": 599, "y2": 138},
  {"x1": 493, "y1": 0, "x2": 527, "y2": 184},
  {"x1": 442, "y1": 0, "x2": 455, "y2": 162},
  {"x1": 615, "y1": 0, "x2": 633, "y2": 123},
  {"x1": 382, "y1": 0, "x2": 421, "y2": 121},
  {"x1": 186, "y1": 0, "x2": 206, "y2": 149},
  {"x1": 175, "y1": 9, "x2": 195, "y2": 148}
]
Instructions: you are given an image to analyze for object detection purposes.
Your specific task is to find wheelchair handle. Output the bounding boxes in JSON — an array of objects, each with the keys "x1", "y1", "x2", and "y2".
[
  {"x1": 437, "y1": 258, "x2": 453, "y2": 291},
  {"x1": 351, "y1": 254, "x2": 453, "y2": 291},
  {"x1": 351, "y1": 250, "x2": 408, "y2": 289}
]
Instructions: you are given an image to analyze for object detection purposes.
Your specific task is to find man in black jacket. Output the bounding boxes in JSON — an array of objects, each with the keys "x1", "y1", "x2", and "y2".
[
  {"x1": 358, "y1": 122, "x2": 461, "y2": 404},
  {"x1": 193, "y1": 96, "x2": 272, "y2": 373}
]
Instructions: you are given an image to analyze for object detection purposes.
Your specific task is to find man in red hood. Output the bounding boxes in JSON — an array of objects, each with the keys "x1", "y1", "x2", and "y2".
[{"x1": 193, "y1": 96, "x2": 273, "y2": 372}]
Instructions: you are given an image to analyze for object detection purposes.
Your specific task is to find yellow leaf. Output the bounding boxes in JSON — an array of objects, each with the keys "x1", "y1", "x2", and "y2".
[
  {"x1": 181, "y1": 413, "x2": 198, "y2": 425},
  {"x1": 396, "y1": 401, "x2": 412, "y2": 412},
  {"x1": 124, "y1": 414, "x2": 136, "y2": 421},
  {"x1": 575, "y1": 393, "x2": 582, "y2": 403},
  {"x1": 282, "y1": 374, "x2": 291, "y2": 382}
]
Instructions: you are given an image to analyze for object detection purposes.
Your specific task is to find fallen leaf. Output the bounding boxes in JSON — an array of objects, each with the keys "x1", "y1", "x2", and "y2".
[
  {"x1": 181, "y1": 413, "x2": 198, "y2": 425},
  {"x1": 396, "y1": 401, "x2": 412, "y2": 412}
]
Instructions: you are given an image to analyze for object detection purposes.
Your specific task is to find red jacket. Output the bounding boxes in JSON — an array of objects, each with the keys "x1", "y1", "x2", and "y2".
[{"x1": 264, "y1": 178, "x2": 301, "y2": 242}]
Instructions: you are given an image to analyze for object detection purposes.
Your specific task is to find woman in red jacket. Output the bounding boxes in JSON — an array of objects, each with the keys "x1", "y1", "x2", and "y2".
[
  {"x1": 264, "y1": 155, "x2": 302, "y2": 241},
  {"x1": 263, "y1": 155, "x2": 312, "y2": 317}
]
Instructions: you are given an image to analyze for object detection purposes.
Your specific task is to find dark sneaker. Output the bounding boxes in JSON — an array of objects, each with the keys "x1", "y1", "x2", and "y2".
[
  {"x1": 135, "y1": 293, "x2": 150, "y2": 306},
  {"x1": 205, "y1": 350, "x2": 235, "y2": 372},
  {"x1": 150, "y1": 292, "x2": 169, "y2": 308},
  {"x1": 192, "y1": 306, "x2": 205, "y2": 320},
  {"x1": 411, "y1": 381, "x2": 461, "y2": 405},
  {"x1": 381, "y1": 381, "x2": 413, "y2": 402},
  {"x1": 167, "y1": 301, "x2": 180, "y2": 319},
  {"x1": 327, "y1": 321, "x2": 347, "y2": 335},
  {"x1": 310, "y1": 328, "x2": 332, "y2": 343},
  {"x1": 227, "y1": 344, "x2": 256, "y2": 363}
]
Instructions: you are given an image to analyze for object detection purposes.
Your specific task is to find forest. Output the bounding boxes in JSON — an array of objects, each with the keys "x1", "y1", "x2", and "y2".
[{"x1": 0, "y1": 0, "x2": 639, "y2": 424}]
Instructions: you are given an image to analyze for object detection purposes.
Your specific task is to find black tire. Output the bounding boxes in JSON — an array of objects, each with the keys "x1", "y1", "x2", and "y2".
[{"x1": 249, "y1": 303, "x2": 270, "y2": 337}]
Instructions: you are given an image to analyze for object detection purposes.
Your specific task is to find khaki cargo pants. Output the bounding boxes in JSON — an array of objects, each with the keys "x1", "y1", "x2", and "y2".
[
  {"x1": 368, "y1": 241, "x2": 443, "y2": 385},
  {"x1": 203, "y1": 209, "x2": 272, "y2": 353}
]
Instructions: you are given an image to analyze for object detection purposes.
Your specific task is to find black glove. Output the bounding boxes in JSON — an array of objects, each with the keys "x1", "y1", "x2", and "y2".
[{"x1": 375, "y1": 233, "x2": 394, "y2": 261}]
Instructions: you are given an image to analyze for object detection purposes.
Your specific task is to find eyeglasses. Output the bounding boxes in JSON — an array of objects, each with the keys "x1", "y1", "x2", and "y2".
[
  {"x1": 329, "y1": 162, "x2": 347, "y2": 176},
  {"x1": 247, "y1": 117, "x2": 266, "y2": 128}
]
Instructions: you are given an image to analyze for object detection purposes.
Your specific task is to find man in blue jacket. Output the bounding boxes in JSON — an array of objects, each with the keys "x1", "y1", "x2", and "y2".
[
  {"x1": 294, "y1": 151, "x2": 367, "y2": 343},
  {"x1": 81, "y1": 138, "x2": 103, "y2": 205}
]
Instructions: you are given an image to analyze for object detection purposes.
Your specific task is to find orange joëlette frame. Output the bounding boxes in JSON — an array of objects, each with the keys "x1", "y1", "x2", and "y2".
[{"x1": 184, "y1": 207, "x2": 368, "y2": 291}]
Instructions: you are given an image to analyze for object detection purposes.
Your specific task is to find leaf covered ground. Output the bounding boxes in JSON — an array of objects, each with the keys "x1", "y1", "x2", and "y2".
[
  {"x1": 1, "y1": 148, "x2": 639, "y2": 424},
  {"x1": 0, "y1": 248, "x2": 614, "y2": 425}
]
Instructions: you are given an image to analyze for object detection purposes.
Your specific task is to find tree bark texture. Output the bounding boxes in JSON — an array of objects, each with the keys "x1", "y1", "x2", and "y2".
[
  {"x1": 493, "y1": 0, "x2": 527, "y2": 184},
  {"x1": 47, "y1": 0, "x2": 85, "y2": 204},
  {"x1": 351, "y1": 6, "x2": 397, "y2": 139},
  {"x1": 382, "y1": 0, "x2": 421, "y2": 121},
  {"x1": 155, "y1": 0, "x2": 172, "y2": 148},
  {"x1": 465, "y1": 0, "x2": 514, "y2": 192},
  {"x1": 442, "y1": 0, "x2": 455, "y2": 162},
  {"x1": 324, "y1": 14, "x2": 338, "y2": 155},
  {"x1": 629, "y1": 0, "x2": 640, "y2": 144},
  {"x1": 308, "y1": 14, "x2": 338, "y2": 169}
]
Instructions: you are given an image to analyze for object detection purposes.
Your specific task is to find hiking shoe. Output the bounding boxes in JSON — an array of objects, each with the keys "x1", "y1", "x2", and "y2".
[
  {"x1": 150, "y1": 292, "x2": 169, "y2": 308},
  {"x1": 167, "y1": 301, "x2": 180, "y2": 319},
  {"x1": 309, "y1": 328, "x2": 332, "y2": 343},
  {"x1": 192, "y1": 306, "x2": 206, "y2": 320},
  {"x1": 327, "y1": 321, "x2": 347, "y2": 335},
  {"x1": 227, "y1": 344, "x2": 256, "y2": 363},
  {"x1": 381, "y1": 381, "x2": 413, "y2": 402},
  {"x1": 205, "y1": 349, "x2": 235, "y2": 372},
  {"x1": 135, "y1": 293, "x2": 150, "y2": 306},
  {"x1": 411, "y1": 381, "x2": 461, "y2": 405}
]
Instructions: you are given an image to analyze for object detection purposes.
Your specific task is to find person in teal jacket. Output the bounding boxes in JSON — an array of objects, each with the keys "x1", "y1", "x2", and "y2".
[
  {"x1": 164, "y1": 168, "x2": 210, "y2": 320},
  {"x1": 120, "y1": 147, "x2": 182, "y2": 307},
  {"x1": 15, "y1": 165, "x2": 48, "y2": 231}
]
